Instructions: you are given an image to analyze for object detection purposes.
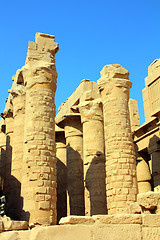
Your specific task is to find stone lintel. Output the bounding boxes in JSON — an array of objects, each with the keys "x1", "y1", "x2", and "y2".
[{"x1": 56, "y1": 113, "x2": 81, "y2": 129}]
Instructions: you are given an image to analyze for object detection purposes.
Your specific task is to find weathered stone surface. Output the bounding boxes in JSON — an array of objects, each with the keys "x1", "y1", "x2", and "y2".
[
  {"x1": 129, "y1": 202, "x2": 141, "y2": 214},
  {"x1": 62, "y1": 115, "x2": 85, "y2": 216},
  {"x1": 142, "y1": 214, "x2": 160, "y2": 227},
  {"x1": 137, "y1": 191, "x2": 160, "y2": 209},
  {"x1": 97, "y1": 64, "x2": 137, "y2": 214},
  {"x1": 142, "y1": 227, "x2": 160, "y2": 240},
  {"x1": 128, "y1": 99, "x2": 140, "y2": 132},
  {"x1": 79, "y1": 94, "x2": 107, "y2": 216},
  {"x1": 154, "y1": 185, "x2": 160, "y2": 192},
  {"x1": 137, "y1": 181, "x2": 152, "y2": 194},
  {"x1": 2, "y1": 216, "x2": 28, "y2": 231},
  {"x1": 0, "y1": 220, "x2": 3, "y2": 232},
  {"x1": 137, "y1": 159, "x2": 151, "y2": 182},
  {"x1": 0, "y1": 230, "x2": 29, "y2": 240},
  {"x1": 93, "y1": 214, "x2": 142, "y2": 224},
  {"x1": 93, "y1": 224, "x2": 142, "y2": 240},
  {"x1": 59, "y1": 216, "x2": 95, "y2": 225}
]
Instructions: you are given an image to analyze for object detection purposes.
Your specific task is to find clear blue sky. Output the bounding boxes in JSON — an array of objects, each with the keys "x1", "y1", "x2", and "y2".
[{"x1": 0, "y1": 0, "x2": 159, "y2": 124}]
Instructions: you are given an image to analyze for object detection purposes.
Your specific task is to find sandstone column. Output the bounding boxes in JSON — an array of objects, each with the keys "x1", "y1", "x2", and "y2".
[
  {"x1": 55, "y1": 125, "x2": 67, "y2": 222},
  {"x1": 21, "y1": 33, "x2": 59, "y2": 225},
  {"x1": 98, "y1": 64, "x2": 137, "y2": 214},
  {"x1": 0, "y1": 119, "x2": 6, "y2": 195},
  {"x1": 136, "y1": 156, "x2": 151, "y2": 193},
  {"x1": 62, "y1": 114, "x2": 85, "y2": 216},
  {"x1": 9, "y1": 80, "x2": 25, "y2": 219},
  {"x1": 1, "y1": 108, "x2": 14, "y2": 217},
  {"x1": 79, "y1": 90, "x2": 107, "y2": 216}
]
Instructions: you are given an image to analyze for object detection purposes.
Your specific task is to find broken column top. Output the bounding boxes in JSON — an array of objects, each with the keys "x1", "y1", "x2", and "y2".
[
  {"x1": 97, "y1": 64, "x2": 131, "y2": 92},
  {"x1": 26, "y1": 32, "x2": 59, "y2": 64}
]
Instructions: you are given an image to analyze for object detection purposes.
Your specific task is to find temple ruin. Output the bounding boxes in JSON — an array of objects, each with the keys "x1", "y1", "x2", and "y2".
[{"x1": 0, "y1": 33, "x2": 160, "y2": 239}]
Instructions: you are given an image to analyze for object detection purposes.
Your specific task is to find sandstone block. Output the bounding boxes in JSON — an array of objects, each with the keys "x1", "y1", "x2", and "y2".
[
  {"x1": 93, "y1": 214, "x2": 142, "y2": 224},
  {"x1": 142, "y1": 214, "x2": 160, "y2": 227},
  {"x1": 59, "y1": 216, "x2": 95, "y2": 225},
  {"x1": 138, "y1": 181, "x2": 152, "y2": 193},
  {"x1": 2, "y1": 216, "x2": 28, "y2": 231},
  {"x1": 36, "y1": 187, "x2": 47, "y2": 194},
  {"x1": 0, "y1": 220, "x2": 3, "y2": 232},
  {"x1": 30, "y1": 225, "x2": 93, "y2": 240},
  {"x1": 93, "y1": 224, "x2": 141, "y2": 240},
  {"x1": 0, "y1": 232, "x2": 21, "y2": 240},
  {"x1": 129, "y1": 202, "x2": 141, "y2": 214},
  {"x1": 142, "y1": 227, "x2": 160, "y2": 240},
  {"x1": 39, "y1": 201, "x2": 50, "y2": 210},
  {"x1": 137, "y1": 191, "x2": 160, "y2": 209}
]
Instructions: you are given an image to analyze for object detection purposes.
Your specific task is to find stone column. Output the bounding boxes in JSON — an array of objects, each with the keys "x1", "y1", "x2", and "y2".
[
  {"x1": 136, "y1": 156, "x2": 151, "y2": 193},
  {"x1": 128, "y1": 99, "x2": 140, "y2": 132},
  {"x1": 0, "y1": 120, "x2": 6, "y2": 194},
  {"x1": 62, "y1": 114, "x2": 85, "y2": 216},
  {"x1": 55, "y1": 126, "x2": 67, "y2": 222},
  {"x1": 2, "y1": 111, "x2": 14, "y2": 218},
  {"x1": 98, "y1": 64, "x2": 137, "y2": 214},
  {"x1": 9, "y1": 84, "x2": 25, "y2": 219},
  {"x1": 21, "y1": 33, "x2": 59, "y2": 225},
  {"x1": 79, "y1": 91, "x2": 107, "y2": 216},
  {"x1": 12, "y1": 93, "x2": 25, "y2": 182}
]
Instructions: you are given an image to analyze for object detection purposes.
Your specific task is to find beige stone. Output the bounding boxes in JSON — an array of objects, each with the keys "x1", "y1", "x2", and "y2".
[
  {"x1": 129, "y1": 99, "x2": 140, "y2": 132},
  {"x1": 137, "y1": 159, "x2": 151, "y2": 182},
  {"x1": 79, "y1": 93, "x2": 107, "y2": 216},
  {"x1": 93, "y1": 214, "x2": 142, "y2": 224},
  {"x1": 142, "y1": 227, "x2": 160, "y2": 240},
  {"x1": 3, "y1": 219, "x2": 28, "y2": 231},
  {"x1": 137, "y1": 191, "x2": 160, "y2": 209},
  {"x1": 129, "y1": 202, "x2": 141, "y2": 214},
  {"x1": 93, "y1": 224, "x2": 142, "y2": 240},
  {"x1": 142, "y1": 214, "x2": 160, "y2": 227},
  {"x1": 59, "y1": 215, "x2": 95, "y2": 225},
  {"x1": 97, "y1": 64, "x2": 137, "y2": 214}
]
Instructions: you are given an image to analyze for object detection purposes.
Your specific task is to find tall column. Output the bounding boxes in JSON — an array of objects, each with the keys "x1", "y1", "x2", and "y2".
[
  {"x1": 62, "y1": 114, "x2": 85, "y2": 216},
  {"x1": 9, "y1": 86, "x2": 25, "y2": 219},
  {"x1": 98, "y1": 64, "x2": 137, "y2": 214},
  {"x1": 2, "y1": 111, "x2": 14, "y2": 218},
  {"x1": 0, "y1": 120, "x2": 6, "y2": 195},
  {"x1": 21, "y1": 33, "x2": 59, "y2": 225},
  {"x1": 79, "y1": 91, "x2": 107, "y2": 216},
  {"x1": 56, "y1": 126, "x2": 67, "y2": 222},
  {"x1": 136, "y1": 156, "x2": 151, "y2": 193}
]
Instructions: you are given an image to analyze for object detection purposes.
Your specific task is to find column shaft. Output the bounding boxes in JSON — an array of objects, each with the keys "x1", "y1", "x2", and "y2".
[
  {"x1": 79, "y1": 99, "x2": 107, "y2": 216},
  {"x1": 98, "y1": 64, "x2": 137, "y2": 214},
  {"x1": 56, "y1": 131, "x2": 67, "y2": 222},
  {"x1": 64, "y1": 116, "x2": 85, "y2": 215}
]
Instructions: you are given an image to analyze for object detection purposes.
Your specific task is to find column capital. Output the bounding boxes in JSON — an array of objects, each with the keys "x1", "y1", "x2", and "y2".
[
  {"x1": 57, "y1": 114, "x2": 82, "y2": 139},
  {"x1": 78, "y1": 99, "x2": 103, "y2": 123},
  {"x1": 97, "y1": 64, "x2": 132, "y2": 102}
]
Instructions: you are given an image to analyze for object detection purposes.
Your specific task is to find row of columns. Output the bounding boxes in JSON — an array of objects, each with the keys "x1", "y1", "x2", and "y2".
[{"x1": 56, "y1": 64, "x2": 138, "y2": 216}]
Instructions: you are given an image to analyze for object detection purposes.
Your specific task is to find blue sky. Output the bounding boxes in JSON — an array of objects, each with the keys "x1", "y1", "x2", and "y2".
[{"x1": 0, "y1": 0, "x2": 159, "y2": 124}]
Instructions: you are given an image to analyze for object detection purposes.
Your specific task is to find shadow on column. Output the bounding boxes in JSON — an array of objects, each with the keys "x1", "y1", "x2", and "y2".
[
  {"x1": 85, "y1": 151, "x2": 107, "y2": 215},
  {"x1": 66, "y1": 144, "x2": 85, "y2": 216},
  {"x1": 149, "y1": 135, "x2": 160, "y2": 189},
  {"x1": 2, "y1": 135, "x2": 30, "y2": 221},
  {"x1": 57, "y1": 158, "x2": 67, "y2": 223}
]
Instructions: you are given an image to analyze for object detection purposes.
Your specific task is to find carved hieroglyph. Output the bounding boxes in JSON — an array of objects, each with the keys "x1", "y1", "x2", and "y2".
[{"x1": 98, "y1": 64, "x2": 137, "y2": 214}]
